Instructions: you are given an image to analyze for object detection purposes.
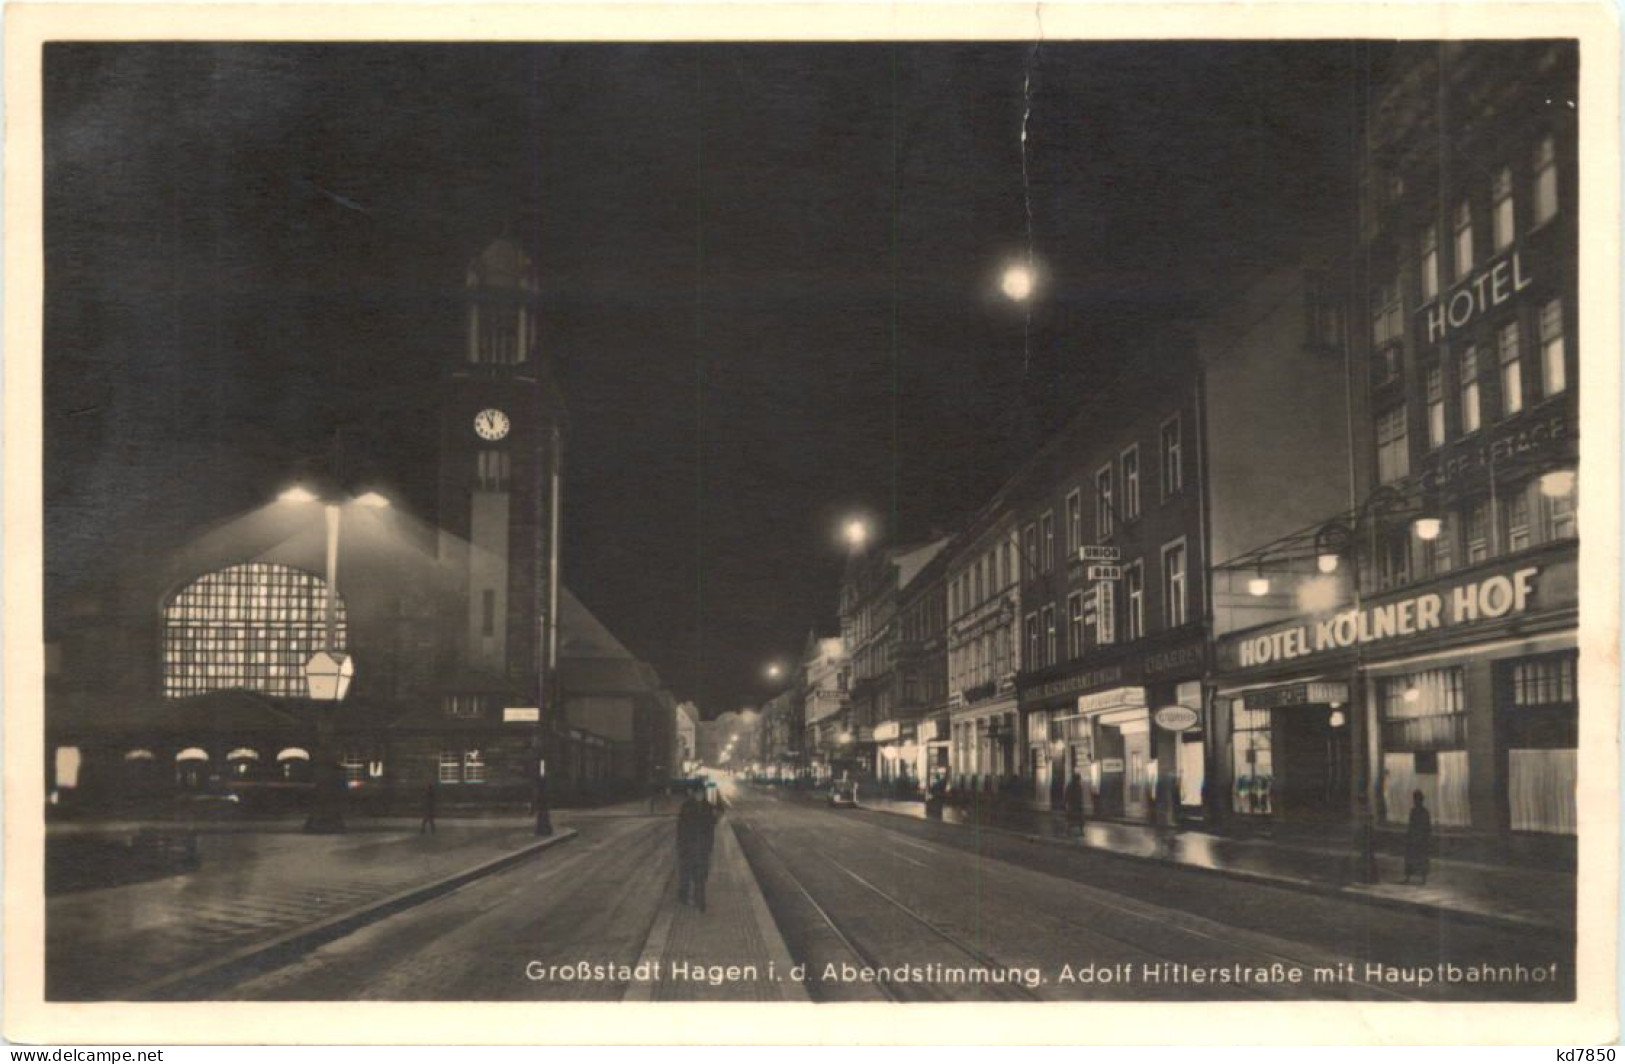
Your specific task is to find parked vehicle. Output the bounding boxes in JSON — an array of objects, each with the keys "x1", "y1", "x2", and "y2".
[{"x1": 828, "y1": 781, "x2": 858, "y2": 808}]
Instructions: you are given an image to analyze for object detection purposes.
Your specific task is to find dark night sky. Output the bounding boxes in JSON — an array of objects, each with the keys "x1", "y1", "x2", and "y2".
[{"x1": 43, "y1": 41, "x2": 1380, "y2": 715}]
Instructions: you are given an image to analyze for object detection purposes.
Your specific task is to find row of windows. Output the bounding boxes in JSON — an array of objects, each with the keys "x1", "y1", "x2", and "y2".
[
  {"x1": 1376, "y1": 299, "x2": 1568, "y2": 484},
  {"x1": 1022, "y1": 540, "x2": 1189, "y2": 671},
  {"x1": 467, "y1": 305, "x2": 534, "y2": 366},
  {"x1": 1371, "y1": 475, "x2": 1576, "y2": 590},
  {"x1": 1416, "y1": 136, "x2": 1561, "y2": 306},
  {"x1": 439, "y1": 748, "x2": 487, "y2": 784}
]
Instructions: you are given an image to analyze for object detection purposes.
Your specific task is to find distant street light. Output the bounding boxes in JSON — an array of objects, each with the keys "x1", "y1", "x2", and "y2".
[
  {"x1": 844, "y1": 518, "x2": 869, "y2": 550},
  {"x1": 765, "y1": 662, "x2": 783, "y2": 681}
]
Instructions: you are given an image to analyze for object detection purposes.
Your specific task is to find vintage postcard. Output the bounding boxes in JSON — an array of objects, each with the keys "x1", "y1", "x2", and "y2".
[{"x1": 4, "y1": 2, "x2": 1619, "y2": 1047}]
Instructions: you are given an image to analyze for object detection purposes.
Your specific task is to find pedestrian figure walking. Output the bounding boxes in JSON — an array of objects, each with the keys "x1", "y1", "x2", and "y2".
[
  {"x1": 1403, "y1": 790, "x2": 1432, "y2": 885},
  {"x1": 1064, "y1": 772, "x2": 1086, "y2": 839},
  {"x1": 419, "y1": 782, "x2": 437, "y2": 835},
  {"x1": 676, "y1": 785, "x2": 718, "y2": 911}
]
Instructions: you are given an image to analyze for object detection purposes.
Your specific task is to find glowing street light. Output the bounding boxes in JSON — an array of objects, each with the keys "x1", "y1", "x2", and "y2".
[
  {"x1": 765, "y1": 662, "x2": 783, "y2": 681},
  {"x1": 844, "y1": 518, "x2": 870, "y2": 550},
  {"x1": 1000, "y1": 262, "x2": 1036, "y2": 302},
  {"x1": 276, "y1": 484, "x2": 392, "y2": 832}
]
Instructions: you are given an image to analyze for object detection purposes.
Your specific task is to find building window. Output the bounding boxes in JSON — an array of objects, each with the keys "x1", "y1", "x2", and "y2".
[
  {"x1": 1371, "y1": 277, "x2": 1403, "y2": 353},
  {"x1": 1066, "y1": 490, "x2": 1083, "y2": 556},
  {"x1": 1067, "y1": 592, "x2": 1085, "y2": 659},
  {"x1": 1232, "y1": 702, "x2": 1273, "y2": 816},
  {"x1": 1025, "y1": 613, "x2": 1041, "y2": 670},
  {"x1": 445, "y1": 694, "x2": 483, "y2": 719},
  {"x1": 1453, "y1": 200, "x2": 1474, "y2": 280},
  {"x1": 340, "y1": 751, "x2": 367, "y2": 783},
  {"x1": 1124, "y1": 561, "x2": 1144, "y2": 641},
  {"x1": 1459, "y1": 344, "x2": 1482, "y2": 434},
  {"x1": 973, "y1": 559, "x2": 984, "y2": 604},
  {"x1": 1492, "y1": 168, "x2": 1516, "y2": 251},
  {"x1": 1533, "y1": 135, "x2": 1558, "y2": 226},
  {"x1": 1375, "y1": 406, "x2": 1410, "y2": 484},
  {"x1": 1121, "y1": 446, "x2": 1141, "y2": 522},
  {"x1": 1024, "y1": 524, "x2": 1039, "y2": 580},
  {"x1": 1498, "y1": 320, "x2": 1524, "y2": 416},
  {"x1": 1377, "y1": 529, "x2": 1411, "y2": 590},
  {"x1": 903, "y1": 672, "x2": 918, "y2": 705},
  {"x1": 1425, "y1": 364, "x2": 1446, "y2": 449},
  {"x1": 1420, "y1": 223, "x2": 1440, "y2": 302},
  {"x1": 1379, "y1": 668, "x2": 1469, "y2": 827},
  {"x1": 1504, "y1": 488, "x2": 1532, "y2": 553},
  {"x1": 1465, "y1": 500, "x2": 1490, "y2": 563},
  {"x1": 1162, "y1": 540, "x2": 1188, "y2": 628},
  {"x1": 481, "y1": 589, "x2": 496, "y2": 636},
  {"x1": 1160, "y1": 415, "x2": 1183, "y2": 498},
  {"x1": 1539, "y1": 299, "x2": 1567, "y2": 398},
  {"x1": 1511, "y1": 654, "x2": 1576, "y2": 707},
  {"x1": 1041, "y1": 605, "x2": 1057, "y2": 668},
  {"x1": 475, "y1": 450, "x2": 511, "y2": 492},
  {"x1": 162, "y1": 563, "x2": 347, "y2": 699},
  {"x1": 1503, "y1": 653, "x2": 1577, "y2": 835},
  {"x1": 463, "y1": 749, "x2": 486, "y2": 784},
  {"x1": 997, "y1": 542, "x2": 1008, "y2": 590},
  {"x1": 1543, "y1": 479, "x2": 1577, "y2": 541},
  {"x1": 1428, "y1": 518, "x2": 1454, "y2": 576},
  {"x1": 438, "y1": 750, "x2": 463, "y2": 784},
  {"x1": 1095, "y1": 465, "x2": 1114, "y2": 541},
  {"x1": 1040, "y1": 511, "x2": 1055, "y2": 573}
]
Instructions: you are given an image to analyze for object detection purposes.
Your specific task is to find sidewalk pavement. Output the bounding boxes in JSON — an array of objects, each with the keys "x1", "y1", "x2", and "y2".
[
  {"x1": 45, "y1": 809, "x2": 616, "y2": 1000},
  {"x1": 625, "y1": 819, "x2": 808, "y2": 1003},
  {"x1": 855, "y1": 796, "x2": 1574, "y2": 934}
]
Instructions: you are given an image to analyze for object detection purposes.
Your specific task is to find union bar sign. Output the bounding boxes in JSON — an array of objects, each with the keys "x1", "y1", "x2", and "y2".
[{"x1": 1233, "y1": 567, "x2": 1539, "y2": 669}]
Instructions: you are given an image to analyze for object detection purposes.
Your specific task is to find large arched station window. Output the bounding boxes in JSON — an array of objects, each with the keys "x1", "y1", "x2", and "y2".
[{"x1": 162, "y1": 563, "x2": 348, "y2": 698}]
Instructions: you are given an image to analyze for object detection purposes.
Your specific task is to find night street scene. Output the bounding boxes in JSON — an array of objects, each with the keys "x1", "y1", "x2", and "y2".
[{"x1": 40, "y1": 38, "x2": 1584, "y2": 1008}]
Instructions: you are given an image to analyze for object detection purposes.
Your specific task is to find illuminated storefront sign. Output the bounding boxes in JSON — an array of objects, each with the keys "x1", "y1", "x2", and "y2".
[
  {"x1": 1419, "y1": 411, "x2": 1570, "y2": 492},
  {"x1": 1422, "y1": 251, "x2": 1533, "y2": 344},
  {"x1": 1242, "y1": 682, "x2": 1350, "y2": 710},
  {"x1": 1229, "y1": 567, "x2": 1540, "y2": 669}
]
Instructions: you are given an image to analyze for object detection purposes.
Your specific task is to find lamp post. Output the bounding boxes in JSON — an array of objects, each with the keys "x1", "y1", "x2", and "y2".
[
  {"x1": 281, "y1": 486, "x2": 390, "y2": 833},
  {"x1": 1310, "y1": 483, "x2": 1438, "y2": 882}
]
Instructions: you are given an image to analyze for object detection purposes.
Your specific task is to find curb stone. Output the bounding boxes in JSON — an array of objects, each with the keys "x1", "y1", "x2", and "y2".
[{"x1": 133, "y1": 828, "x2": 579, "y2": 1000}]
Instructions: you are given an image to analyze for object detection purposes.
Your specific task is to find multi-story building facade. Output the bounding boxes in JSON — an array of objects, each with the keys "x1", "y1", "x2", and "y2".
[
  {"x1": 675, "y1": 701, "x2": 699, "y2": 774},
  {"x1": 886, "y1": 549, "x2": 949, "y2": 788},
  {"x1": 1210, "y1": 42, "x2": 1579, "y2": 854},
  {"x1": 801, "y1": 633, "x2": 849, "y2": 780},
  {"x1": 1012, "y1": 344, "x2": 1209, "y2": 822},
  {"x1": 840, "y1": 539, "x2": 948, "y2": 781},
  {"x1": 761, "y1": 686, "x2": 800, "y2": 776},
  {"x1": 945, "y1": 502, "x2": 1022, "y2": 793}
]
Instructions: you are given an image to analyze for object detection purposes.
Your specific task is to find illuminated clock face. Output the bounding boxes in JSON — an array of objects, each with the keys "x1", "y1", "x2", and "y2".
[{"x1": 473, "y1": 408, "x2": 511, "y2": 441}]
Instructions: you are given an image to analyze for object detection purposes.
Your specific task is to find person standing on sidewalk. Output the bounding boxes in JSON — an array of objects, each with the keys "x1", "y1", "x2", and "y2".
[
  {"x1": 676, "y1": 785, "x2": 718, "y2": 911},
  {"x1": 419, "y1": 781, "x2": 437, "y2": 835},
  {"x1": 1403, "y1": 790, "x2": 1432, "y2": 885},
  {"x1": 1064, "y1": 772, "x2": 1086, "y2": 838}
]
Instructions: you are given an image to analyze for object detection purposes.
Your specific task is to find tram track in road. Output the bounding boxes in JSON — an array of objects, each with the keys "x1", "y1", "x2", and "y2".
[
  {"x1": 735, "y1": 791, "x2": 1430, "y2": 1003},
  {"x1": 734, "y1": 809, "x2": 1042, "y2": 1002}
]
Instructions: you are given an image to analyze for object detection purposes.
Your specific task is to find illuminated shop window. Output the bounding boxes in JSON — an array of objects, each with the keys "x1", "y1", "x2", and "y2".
[{"x1": 162, "y1": 563, "x2": 348, "y2": 698}]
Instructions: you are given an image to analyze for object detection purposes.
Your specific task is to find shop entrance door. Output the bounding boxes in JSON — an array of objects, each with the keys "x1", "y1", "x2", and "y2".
[{"x1": 1274, "y1": 707, "x2": 1347, "y2": 820}]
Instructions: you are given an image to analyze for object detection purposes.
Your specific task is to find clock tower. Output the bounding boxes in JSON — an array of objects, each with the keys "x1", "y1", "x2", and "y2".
[{"x1": 437, "y1": 234, "x2": 566, "y2": 693}]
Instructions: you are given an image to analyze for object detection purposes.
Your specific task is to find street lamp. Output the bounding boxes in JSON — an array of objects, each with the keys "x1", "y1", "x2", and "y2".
[
  {"x1": 1000, "y1": 261, "x2": 1036, "y2": 302},
  {"x1": 843, "y1": 518, "x2": 870, "y2": 550},
  {"x1": 280, "y1": 484, "x2": 389, "y2": 832},
  {"x1": 765, "y1": 662, "x2": 783, "y2": 682}
]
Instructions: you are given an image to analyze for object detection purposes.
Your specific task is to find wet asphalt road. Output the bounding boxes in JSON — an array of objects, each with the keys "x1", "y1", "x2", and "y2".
[{"x1": 217, "y1": 785, "x2": 1572, "y2": 1002}]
